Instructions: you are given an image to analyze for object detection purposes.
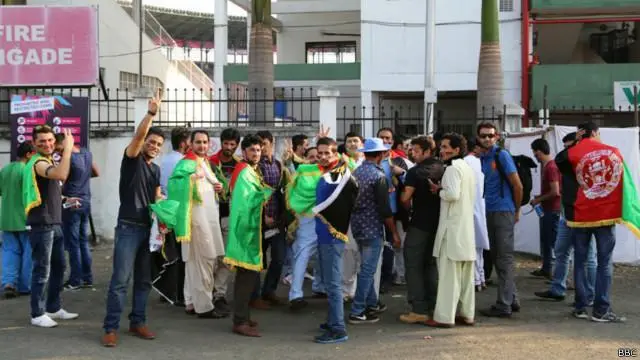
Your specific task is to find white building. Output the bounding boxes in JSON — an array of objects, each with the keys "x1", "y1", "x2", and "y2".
[{"x1": 220, "y1": 0, "x2": 523, "y2": 137}]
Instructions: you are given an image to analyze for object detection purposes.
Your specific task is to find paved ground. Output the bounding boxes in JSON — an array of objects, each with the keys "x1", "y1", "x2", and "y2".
[{"x1": 0, "y1": 244, "x2": 639, "y2": 360}]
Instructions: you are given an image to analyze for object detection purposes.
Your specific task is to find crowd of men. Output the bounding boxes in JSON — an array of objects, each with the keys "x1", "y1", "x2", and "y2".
[{"x1": 0, "y1": 92, "x2": 627, "y2": 348}]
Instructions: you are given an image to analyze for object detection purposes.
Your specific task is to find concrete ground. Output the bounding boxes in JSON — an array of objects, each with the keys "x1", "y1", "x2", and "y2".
[{"x1": 0, "y1": 245, "x2": 638, "y2": 360}]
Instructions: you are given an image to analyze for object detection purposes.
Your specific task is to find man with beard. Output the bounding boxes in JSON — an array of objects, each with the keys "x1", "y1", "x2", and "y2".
[
  {"x1": 169, "y1": 130, "x2": 227, "y2": 318},
  {"x1": 399, "y1": 136, "x2": 444, "y2": 324},
  {"x1": 208, "y1": 128, "x2": 241, "y2": 312},
  {"x1": 224, "y1": 134, "x2": 274, "y2": 337},
  {"x1": 426, "y1": 133, "x2": 476, "y2": 328},
  {"x1": 102, "y1": 91, "x2": 164, "y2": 347}
]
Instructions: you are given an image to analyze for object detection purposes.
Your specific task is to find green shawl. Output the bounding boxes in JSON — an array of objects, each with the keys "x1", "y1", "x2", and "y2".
[
  {"x1": 224, "y1": 162, "x2": 273, "y2": 271},
  {"x1": 22, "y1": 153, "x2": 49, "y2": 216},
  {"x1": 286, "y1": 163, "x2": 323, "y2": 218},
  {"x1": 167, "y1": 153, "x2": 203, "y2": 242}
]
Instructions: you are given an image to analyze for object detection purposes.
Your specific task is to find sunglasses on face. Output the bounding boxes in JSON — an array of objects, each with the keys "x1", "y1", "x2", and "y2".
[{"x1": 479, "y1": 134, "x2": 496, "y2": 139}]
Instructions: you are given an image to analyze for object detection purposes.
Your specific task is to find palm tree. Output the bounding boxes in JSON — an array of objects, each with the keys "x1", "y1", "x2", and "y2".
[
  {"x1": 248, "y1": 0, "x2": 274, "y2": 124},
  {"x1": 477, "y1": 0, "x2": 504, "y2": 122},
  {"x1": 2, "y1": 0, "x2": 26, "y2": 4}
]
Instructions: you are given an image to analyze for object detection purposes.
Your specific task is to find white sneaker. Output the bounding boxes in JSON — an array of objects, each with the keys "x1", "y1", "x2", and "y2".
[
  {"x1": 31, "y1": 314, "x2": 58, "y2": 328},
  {"x1": 304, "y1": 272, "x2": 314, "y2": 281},
  {"x1": 46, "y1": 309, "x2": 79, "y2": 320}
]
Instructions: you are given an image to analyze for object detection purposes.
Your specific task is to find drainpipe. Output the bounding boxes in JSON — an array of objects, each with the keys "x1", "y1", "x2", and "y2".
[{"x1": 521, "y1": 0, "x2": 530, "y2": 128}]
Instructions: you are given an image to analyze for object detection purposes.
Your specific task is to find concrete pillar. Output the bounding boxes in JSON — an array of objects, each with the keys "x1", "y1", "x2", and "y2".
[
  {"x1": 214, "y1": 0, "x2": 228, "y2": 125},
  {"x1": 246, "y1": 12, "x2": 251, "y2": 57},
  {"x1": 318, "y1": 87, "x2": 340, "y2": 140},
  {"x1": 361, "y1": 90, "x2": 379, "y2": 138},
  {"x1": 133, "y1": 87, "x2": 154, "y2": 129}
]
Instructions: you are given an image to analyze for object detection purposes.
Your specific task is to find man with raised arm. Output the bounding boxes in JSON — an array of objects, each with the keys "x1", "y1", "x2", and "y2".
[{"x1": 102, "y1": 90, "x2": 165, "y2": 347}]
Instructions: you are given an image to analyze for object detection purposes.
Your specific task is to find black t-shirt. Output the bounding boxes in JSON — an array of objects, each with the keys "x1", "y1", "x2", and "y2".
[
  {"x1": 404, "y1": 158, "x2": 445, "y2": 233},
  {"x1": 218, "y1": 158, "x2": 238, "y2": 218},
  {"x1": 117, "y1": 151, "x2": 160, "y2": 225},
  {"x1": 27, "y1": 160, "x2": 62, "y2": 226}
]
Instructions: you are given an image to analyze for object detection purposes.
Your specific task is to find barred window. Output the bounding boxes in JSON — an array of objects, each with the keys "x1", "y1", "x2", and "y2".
[
  {"x1": 119, "y1": 71, "x2": 164, "y2": 91},
  {"x1": 500, "y1": 0, "x2": 514, "y2": 12},
  {"x1": 305, "y1": 41, "x2": 357, "y2": 64}
]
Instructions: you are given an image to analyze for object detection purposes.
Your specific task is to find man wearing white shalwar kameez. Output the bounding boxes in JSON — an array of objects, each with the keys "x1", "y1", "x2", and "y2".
[
  {"x1": 464, "y1": 141, "x2": 490, "y2": 290},
  {"x1": 171, "y1": 131, "x2": 228, "y2": 318},
  {"x1": 426, "y1": 134, "x2": 476, "y2": 328}
]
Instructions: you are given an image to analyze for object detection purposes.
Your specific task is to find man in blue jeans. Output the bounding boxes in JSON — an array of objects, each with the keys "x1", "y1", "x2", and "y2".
[
  {"x1": 555, "y1": 121, "x2": 626, "y2": 322},
  {"x1": 1, "y1": 141, "x2": 35, "y2": 299},
  {"x1": 59, "y1": 141, "x2": 99, "y2": 291},
  {"x1": 312, "y1": 137, "x2": 358, "y2": 344},
  {"x1": 102, "y1": 91, "x2": 165, "y2": 347},
  {"x1": 350, "y1": 138, "x2": 402, "y2": 324},
  {"x1": 535, "y1": 132, "x2": 596, "y2": 304},
  {"x1": 25, "y1": 126, "x2": 79, "y2": 328}
]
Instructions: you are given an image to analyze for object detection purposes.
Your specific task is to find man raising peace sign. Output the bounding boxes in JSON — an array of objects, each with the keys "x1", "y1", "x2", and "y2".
[{"x1": 103, "y1": 89, "x2": 166, "y2": 347}]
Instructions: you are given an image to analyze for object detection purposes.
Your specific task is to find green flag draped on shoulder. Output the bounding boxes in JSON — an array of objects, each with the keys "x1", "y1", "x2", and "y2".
[
  {"x1": 149, "y1": 199, "x2": 180, "y2": 228},
  {"x1": 286, "y1": 164, "x2": 322, "y2": 217},
  {"x1": 167, "y1": 152, "x2": 202, "y2": 242},
  {"x1": 22, "y1": 153, "x2": 48, "y2": 216},
  {"x1": 224, "y1": 162, "x2": 273, "y2": 271},
  {"x1": 621, "y1": 163, "x2": 640, "y2": 238}
]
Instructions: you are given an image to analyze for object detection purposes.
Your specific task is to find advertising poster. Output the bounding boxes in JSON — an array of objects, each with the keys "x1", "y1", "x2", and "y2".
[{"x1": 10, "y1": 94, "x2": 89, "y2": 161}]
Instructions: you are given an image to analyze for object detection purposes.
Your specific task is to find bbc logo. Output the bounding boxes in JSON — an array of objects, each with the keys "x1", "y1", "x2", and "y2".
[{"x1": 619, "y1": 348, "x2": 638, "y2": 357}]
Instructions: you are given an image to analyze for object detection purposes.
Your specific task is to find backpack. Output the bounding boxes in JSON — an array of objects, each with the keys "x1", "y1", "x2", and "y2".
[{"x1": 494, "y1": 148, "x2": 537, "y2": 206}]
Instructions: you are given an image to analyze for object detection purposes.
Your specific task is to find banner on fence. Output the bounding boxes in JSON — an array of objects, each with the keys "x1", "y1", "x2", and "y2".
[
  {"x1": 613, "y1": 81, "x2": 640, "y2": 111},
  {"x1": 10, "y1": 94, "x2": 89, "y2": 161},
  {"x1": 0, "y1": 6, "x2": 99, "y2": 86}
]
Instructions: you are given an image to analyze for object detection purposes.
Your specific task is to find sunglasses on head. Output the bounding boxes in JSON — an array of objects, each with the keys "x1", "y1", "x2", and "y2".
[
  {"x1": 479, "y1": 133, "x2": 496, "y2": 139},
  {"x1": 35, "y1": 125, "x2": 52, "y2": 130}
]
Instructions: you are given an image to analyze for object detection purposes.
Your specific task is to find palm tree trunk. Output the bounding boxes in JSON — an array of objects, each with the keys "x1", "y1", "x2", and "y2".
[
  {"x1": 248, "y1": 0, "x2": 274, "y2": 124},
  {"x1": 2, "y1": 0, "x2": 26, "y2": 4},
  {"x1": 477, "y1": 0, "x2": 504, "y2": 120}
]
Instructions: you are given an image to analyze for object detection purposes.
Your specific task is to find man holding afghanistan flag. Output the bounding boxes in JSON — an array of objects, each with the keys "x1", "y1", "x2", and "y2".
[
  {"x1": 555, "y1": 121, "x2": 640, "y2": 323},
  {"x1": 223, "y1": 134, "x2": 274, "y2": 337}
]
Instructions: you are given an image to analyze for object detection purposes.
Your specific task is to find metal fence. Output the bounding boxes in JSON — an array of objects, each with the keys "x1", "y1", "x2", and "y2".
[
  {"x1": 0, "y1": 87, "x2": 320, "y2": 128},
  {"x1": 337, "y1": 105, "x2": 504, "y2": 140}
]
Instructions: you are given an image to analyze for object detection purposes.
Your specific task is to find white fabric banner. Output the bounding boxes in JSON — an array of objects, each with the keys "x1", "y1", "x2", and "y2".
[{"x1": 506, "y1": 126, "x2": 640, "y2": 264}]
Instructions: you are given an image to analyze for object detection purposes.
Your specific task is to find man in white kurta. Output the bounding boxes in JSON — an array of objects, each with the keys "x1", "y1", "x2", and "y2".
[
  {"x1": 464, "y1": 140, "x2": 490, "y2": 290},
  {"x1": 426, "y1": 134, "x2": 476, "y2": 327},
  {"x1": 181, "y1": 132, "x2": 228, "y2": 318}
]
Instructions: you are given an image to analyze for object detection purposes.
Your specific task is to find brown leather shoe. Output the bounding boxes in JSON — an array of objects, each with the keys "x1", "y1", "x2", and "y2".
[
  {"x1": 424, "y1": 319, "x2": 454, "y2": 328},
  {"x1": 249, "y1": 299, "x2": 271, "y2": 310},
  {"x1": 102, "y1": 332, "x2": 117, "y2": 347},
  {"x1": 262, "y1": 293, "x2": 285, "y2": 306},
  {"x1": 399, "y1": 312, "x2": 429, "y2": 324},
  {"x1": 128, "y1": 325, "x2": 156, "y2": 340},
  {"x1": 455, "y1": 316, "x2": 475, "y2": 326},
  {"x1": 233, "y1": 323, "x2": 261, "y2": 337}
]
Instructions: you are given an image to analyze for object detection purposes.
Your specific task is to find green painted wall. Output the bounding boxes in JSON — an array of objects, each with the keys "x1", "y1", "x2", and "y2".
[
  {"x1": 532, "y1": 0, "x2": 640, "y2": 10},
  {"x1": 224, "y1": 63, "x2": 361, "y2": 82},
  {"x1": 531, "y1": 64, "x2": 640, "y2": 110}
]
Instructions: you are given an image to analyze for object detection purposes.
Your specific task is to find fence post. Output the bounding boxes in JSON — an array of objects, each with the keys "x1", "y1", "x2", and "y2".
[
  {"x1": 133, "y1": 87, "x2": 154, "y2": 129},
  {"x1": 317, "y1": 87, "x2": 340, "y2": 139}
]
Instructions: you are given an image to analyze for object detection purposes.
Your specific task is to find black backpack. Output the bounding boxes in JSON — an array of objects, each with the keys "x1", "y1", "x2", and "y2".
[{"x1": 494, "y1": 148, "x2": 537, "y2": 206}]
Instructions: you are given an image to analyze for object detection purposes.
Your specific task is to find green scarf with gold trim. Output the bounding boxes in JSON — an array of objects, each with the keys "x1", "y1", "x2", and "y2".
[
  {"x1": 22, "y1": 153, "x2": 49, "y2": 216},
  {"x1": 167, "y1": 152, "x2": 203, "y2": 242}
]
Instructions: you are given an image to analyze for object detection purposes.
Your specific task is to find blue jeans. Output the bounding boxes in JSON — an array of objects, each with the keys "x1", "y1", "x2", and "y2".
[
  {"x1": 2, "y1": 231, "x2": 32, "y2": 293},
  {"x1": 550, "y1": 218, "x2": 596, "y2": 299},
  {"x1": 351, "y1": 237, "x2": 383, "y2": 315},
  {"x1": 29, "y1": 225, "x2": 65, "y2": 318},
  {"x1": 539, "y1": 211, "x2": 559, "y2": 274},
  {"x1": 63, "y1": 209, "x2": 93, "y2": 286},
  {"x1": 318, "y1": 240, "x2": 346, "y2": 333},
  {"x1": 573, "y1": 226, "x2": 615, "y2": 315},
  {"x1": 252, "y1": 231, "x2": 286, "y2": 299},
  {"x1": 289, "y1": 217, "x2": 324, "y2": 300},
  {"x1": 103, "y1": 221, "x2": 152, "y2": 333}
]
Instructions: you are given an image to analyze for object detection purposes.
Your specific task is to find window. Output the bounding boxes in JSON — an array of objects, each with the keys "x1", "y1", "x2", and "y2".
[
  {"x1": 305, "y1": 41, "x2": 357, "y2": 64},
  {"x1": 119, "y1": 71, "x2": 164, "y2": 91},
  {"x1": 500, "y1": 0, "x2": 514, "y2": 12}
]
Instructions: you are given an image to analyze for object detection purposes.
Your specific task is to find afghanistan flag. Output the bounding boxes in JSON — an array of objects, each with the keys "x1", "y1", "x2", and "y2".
[
  {"x1": 223, "y1": 162, "x2": 273, "y2": 271},
  {"x1": 557, "y1": 138, "x2": 640, "y2": 238},
  {"x1": 313, "y1": 163, "x2": 358, "y2": 242},
  {"x1": 22, "y1": 153, "x2": 50, "y2": 216},
  {"x1": 286, "y1": 163, "x2": 323, "y2": 217},
  {"x1": 167, "y1": 152, "x2": 202, "y2": 242}
]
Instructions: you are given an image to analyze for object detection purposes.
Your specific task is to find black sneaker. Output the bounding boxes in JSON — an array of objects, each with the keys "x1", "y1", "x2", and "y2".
[
  {"x1": 590, "y1": 311, "x2": 626, "y2": 323},
  {"x1": 214, "y1": 298, "x2": 231, "y2": 314},
  {"x1": 572, "y1": 309, "x2": 589, "y2": 319},
  {"x1": 480, "y1": 306, "x2": 512, "y2": 318},
  {"x1": 63, "y1": 283, "x2": 81, "y2": 291},
  {"x1": 290, "y1": 298, "x2": 308, "y2": 311},
  {"x1": 314, "y1": 330, "x2": 348, "y2": 344},
  {"x1": 348, "y1": 312, "x2": 380, "y2": 324},
  {"x1": 3, "y1": 286, "x2": 18, "y2": 299},
  {"x1": 534, "y1": 290, "x2": 565, "y2": 301},
  {"x1": 530, "y1": 269, "x2": 552, "y2": 279},
  {"x1": 367, "y1": 302, "x2": 387, "y2": 315},
  {"x1": 81, "y1": 282, "x2": 94, "y2": 289},
  {"x1": 569, "y1": 301, "x2": 594, "y2": 307},
  {"x1": 511, "y1": 302, "x2": 521, "y2": 313}
]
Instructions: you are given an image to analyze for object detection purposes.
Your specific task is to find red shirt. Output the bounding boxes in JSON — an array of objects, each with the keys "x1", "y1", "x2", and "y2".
[{"x1": 541, "y1": 160, "x2": 561, "y2": 212}]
